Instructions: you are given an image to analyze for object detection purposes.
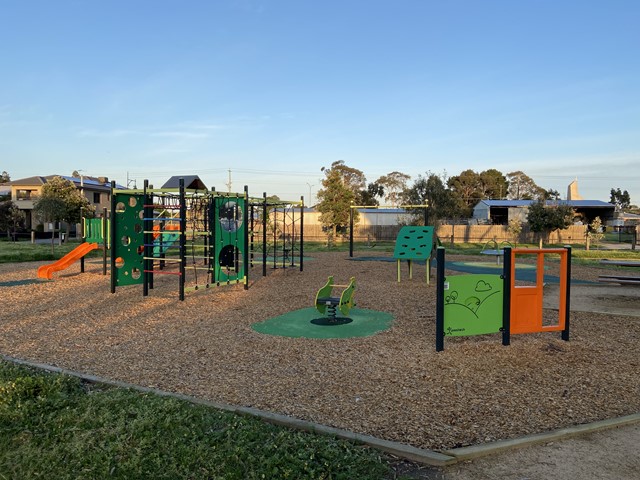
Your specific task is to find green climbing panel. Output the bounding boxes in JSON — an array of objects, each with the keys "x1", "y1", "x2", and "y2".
[
  {"x1": 393, "y1": 226, "x2": 434, "y2": 260},
  {"x1": 443, "y1": 274, "x2": 503, "y2": 336},
  {"x1": 213, "y1": 196, "x2": 246, "y2": 283},
  {"x1": 112, "y1": 193, "x2": 144, "y2": 286}
]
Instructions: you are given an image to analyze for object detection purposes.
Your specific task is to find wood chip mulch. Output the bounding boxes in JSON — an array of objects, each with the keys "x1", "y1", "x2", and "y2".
[{"x1": 0, "y1": 251, "x2": 638, "y2": 451}]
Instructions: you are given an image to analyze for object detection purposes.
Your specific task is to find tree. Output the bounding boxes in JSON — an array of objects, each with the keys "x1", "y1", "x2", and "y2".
[
  {"x1": 402, "y1": 172, "x2": 461, "y2": 226},
  {"x1": 544, "y1": 189, "x2": 561, "y2": 201},
  {"x1": 33, "y1": 176, "x2": 94, "y2": 249},
  {"x1": 0, "y1": 171, "x2": 10, "y2": 184},
  {"x1": 610, "y1": 188, "x2": 631, "y2": 210},
  {"x1": 478, "y1": 169, "x2": 509, "y2": 200},
  {"x1": 447, "y1": 169, "x2": 482, "y2": 216},
  {"x1": 0, "y1": 201, "x2": 26, "y2": 240},
  {"x1": 322, "y1": 160, "x2": 366, "y2": 193},
  {"x1": 506, "y1": 171, "x2": 546, "y2": 200},
  {"x1": 376, "y1": 171, "x2": 411, "y2": 206},
  {"x1": 507, "y1": 218, "x2": 522, "y2": 246},
  {"x1": 526, "y1": 200, "x2": 574, "y2": 247},
  {"x1": 316, "y1": 162, "x2": 360, "y2": 237},
  {"x1": 447, "y1": 169, "x2": 509, "y2": 216},
  {"x1": 33, "y1": 195, "x2": 67, "y2": 250},
  {"x1": 587, "y1": 216, "x2": 604, "y2": 250},
  {"x1": 355, "y1": 182, "x2": 384, "y2": 206}
]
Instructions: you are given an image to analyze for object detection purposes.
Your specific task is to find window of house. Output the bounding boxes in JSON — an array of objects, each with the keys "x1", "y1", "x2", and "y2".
[
  {"x1": 17, "y1": 189, "x2": 33, "y2": 200},
  {"x1": 93, "y1": 192, "x2": 101, "y2": 203}
]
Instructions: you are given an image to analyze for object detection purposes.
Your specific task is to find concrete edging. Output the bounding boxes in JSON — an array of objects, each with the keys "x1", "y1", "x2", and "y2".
[{"x1": 444, "y1": 413, "x2": 640, "y2": 461}]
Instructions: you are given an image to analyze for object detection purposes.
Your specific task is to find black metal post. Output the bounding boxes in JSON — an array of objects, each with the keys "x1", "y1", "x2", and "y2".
[
  {"x1": 179, "y1": 178, "x2": 186, "y2": 301},
  {"x1": 208, "y1": 195, "x2": 216, "y2": 285},
  {"x1": 561, "y1": 246, "x2": 571, "y2": 341},
  {"x1": 435, "y1": 247, "x2": 445, "y2": 352},
  {"x1": 110, "y1": 181, "x2": 117, "y2": 294},
  {"x1": 262, "y1": 192, "x2": 267, "y2": 277},
  {"x1": 103, "y1": 207, "x2": 108, "y2": 275},
  {"x1": 502, "y1": 247, "x2": 512, "y2": 346},
  {"x1": 273, "y1": 202, "x2": 277, "y2": 270},
  {"x1": 143, "y1": 180, "x2": 150, "y2": 297},
  {"x1": 243, "y1": 186, "x2": 249, "y2": 290},
  {"x1": 349, "y1": 206, "x2": 354, "y2": 257},
  {"x1": 300, "y1": 196, "x2": 304, "y2": 272},
  {"x1": 80, "y1": 206, "x2": 85, "y2": 273}
]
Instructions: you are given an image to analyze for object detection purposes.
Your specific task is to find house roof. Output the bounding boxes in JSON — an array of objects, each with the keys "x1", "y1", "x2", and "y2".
[
  {"x1": 477, "y1": 199, "x2": 614, "y2": 209},
  {"x1": 10, "y1": 175, "x2": 123, "y2": 190},
  {"x1": 161, "y1": 175, "x2": 208, "y2": 190},
  {"x1": 9, "y1": 176, "x2": 49, "y2": 186}
]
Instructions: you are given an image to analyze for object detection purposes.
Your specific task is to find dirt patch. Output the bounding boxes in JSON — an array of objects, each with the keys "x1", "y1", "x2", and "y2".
[
  {"x1": 545, "y1": 284, "x2": 639, "y2": 317},
  {"x1": 0, "y1": 252, "x2": 639, "y2": 453}
]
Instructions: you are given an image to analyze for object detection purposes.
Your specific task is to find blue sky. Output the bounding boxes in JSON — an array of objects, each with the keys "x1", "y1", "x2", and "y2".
[{"x1": 1, "y1": 0, "x2": 639, "y2": 204}]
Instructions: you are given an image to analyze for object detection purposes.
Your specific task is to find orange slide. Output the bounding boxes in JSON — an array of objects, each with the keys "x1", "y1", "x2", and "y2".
[{"x1": 37, "y1": 242, "x2": 99, "y2": 280}]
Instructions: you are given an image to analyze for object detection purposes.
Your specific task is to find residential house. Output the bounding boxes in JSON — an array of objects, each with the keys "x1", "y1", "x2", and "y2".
[{"x1": 10, "y1": 175, "x2": 114, "y2": 234}]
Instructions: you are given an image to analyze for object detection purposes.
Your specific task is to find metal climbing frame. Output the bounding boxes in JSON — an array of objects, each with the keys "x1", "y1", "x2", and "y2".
[{"x1": 249, "y1": 194, "x2": 304, "y2": 277}]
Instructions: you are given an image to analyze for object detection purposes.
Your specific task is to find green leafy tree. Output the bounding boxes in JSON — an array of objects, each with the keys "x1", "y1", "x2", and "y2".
[
  {"x1": 0, "y1": 171, "x2": 10, "y2": 184},
  {"x1": 609, "y1": 188, "x2": 631, "y2": 210},
  {"x1": 543, "y1": 189, "x2": 561, "y2": 201},
  {"x1": 33, "y1": 195, "x2": 67, "y2": 250},
  {"x1": 507, "y1": 218, "x2": 522, "y2": 246},
  {"x1": 526, "y1": 200, "x2": 574, "y2": 247},
  {"x1": 507, "y1": 171, "x2": 546, "y2": 200},
  {"x1": 322, "y1": 160, "x2": 367, "y2": 193},
  {"x1": 355, "y1": 182, "x2": 384, "y2": 206},
  {"x1": 0, "y1": 201, "x2": 26, "y2": 240},
  {"x1": 447, "y1": 169, "x2": 481, "y2": 216},
  {"x1": 376, "y1": 171, "x2": 411, "y2": 206},
  {"x1": 33, "y1": 176, "x2": 94, "y2": 249},
  {"x1": 587, "y1": 216, "x2": 604, "y2": 250},
  {"x1": 448, "y1": 169, "x2": 508, "y2": 216},
  {"x1": 316, "y1": 162, "x2": 360, "y2": 237},
  {"x1": 478, "y1": 169, "x2": 509, "y2": 200},
  {"x1": 402, "y1": 172, "x2": 461, "y2": 226}
]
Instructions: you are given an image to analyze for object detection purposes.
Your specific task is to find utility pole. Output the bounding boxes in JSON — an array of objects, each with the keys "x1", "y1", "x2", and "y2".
[
  {"x1": 306, "y1": 182, "x2": 315, "y2": 206},
  {"x1": 225, "y1": 169, "x2": 232, "y2": 192}
]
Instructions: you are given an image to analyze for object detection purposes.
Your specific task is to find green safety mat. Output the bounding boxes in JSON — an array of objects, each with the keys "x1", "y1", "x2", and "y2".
[{"x1": 252, "y1": 307, "x2": 394, "y2": 339}]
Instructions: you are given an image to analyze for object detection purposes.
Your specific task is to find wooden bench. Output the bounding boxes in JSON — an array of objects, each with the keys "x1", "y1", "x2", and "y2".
[
  {"x1": 598, "y1": 275, "x2": 640, "y2": 285},
  {"x1": 598, "y1": 260, "x2": 640, "y2": 285}
]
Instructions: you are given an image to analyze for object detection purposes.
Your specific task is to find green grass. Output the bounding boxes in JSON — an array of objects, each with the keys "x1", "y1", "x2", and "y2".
[
  {"x1": 0, "y1": 239, "x2": 104, "y2": 264},
  {"x1": 0, "y1": 360, "x2": 392, "y2": 479}
]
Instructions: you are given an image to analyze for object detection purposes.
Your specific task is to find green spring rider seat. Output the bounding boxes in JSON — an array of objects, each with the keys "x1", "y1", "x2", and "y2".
[{"x1": 315, "y1": 276, "x2": 356, "y2": 321}]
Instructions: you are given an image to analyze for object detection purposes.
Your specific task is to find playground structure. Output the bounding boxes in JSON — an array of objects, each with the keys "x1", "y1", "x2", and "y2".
[
  {"x1": 37, "y1": 242, "x2": 99, "y2": 279},
  {"x1": 37, "y1": 208, "x2": 110, "y2": 279},
  {"x1": 109, "y1": 179, "x2": 304, "y2": 301},
  {"x1": 315, "y1": 276, "x2": 356, "y2": 321},
  {"x1": 348, "y1": 204, "x2": 429, "y2": 257},
  {"x1": 249, "y1": 194, "x2": 305, "y2": 275},
  {"x1": 479, "y1": 238, "x2": 513, "y2": 264},
  {"x1": 393, "y1": 225, "x2": 435, "y2": 284},
  {"x1": 435, "y1": 246, "x2": 572, "y2": 351}
]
